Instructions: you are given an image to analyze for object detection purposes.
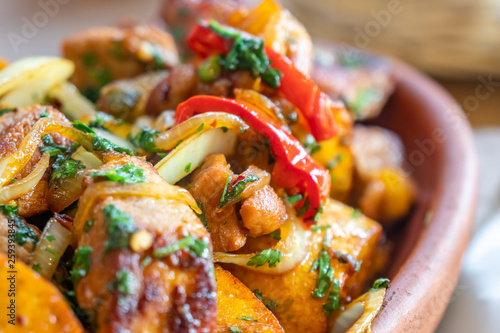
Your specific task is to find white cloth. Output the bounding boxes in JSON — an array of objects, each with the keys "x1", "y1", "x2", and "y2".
[{"x1": 436, "y1": 128, "x2": 500, "y2": 333}]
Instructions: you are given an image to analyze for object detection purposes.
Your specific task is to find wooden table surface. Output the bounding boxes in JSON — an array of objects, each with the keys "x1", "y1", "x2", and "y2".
[{"x1": 438, "y1": 80, "x2": 500, "y2": 128}]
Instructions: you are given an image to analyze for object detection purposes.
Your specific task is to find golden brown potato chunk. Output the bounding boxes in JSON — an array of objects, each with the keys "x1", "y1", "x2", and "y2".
[
  {"x1": 0, "y1": 105, "x2": 70, "y2": 217},
  {"x1": 62, "y1": 26, "x2": 179, "y2": 98},
  {"x1": 73, "y1": 156, "x2": 216, "y2": 332},
  {"x1": 351, "y1": 125, "x2": 416, "y2": 224},
  {"x1": 0, "y1": 253, "x2": 84, "y2": 332},
  {"x1": 228, "y1": 199, "x2": 382, "y2": 333},
  {"x1": 215, "y1": 265, "x2": 284, "y2": 333}
]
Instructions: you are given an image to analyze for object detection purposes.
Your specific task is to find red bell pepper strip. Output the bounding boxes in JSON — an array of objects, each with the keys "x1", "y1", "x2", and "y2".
[
  {"x1": 186, "y1": 22, "x2": 348, "y2": 141},
  {"x1": 175, "y1": 95, "x2": 330, "y2": 221}
]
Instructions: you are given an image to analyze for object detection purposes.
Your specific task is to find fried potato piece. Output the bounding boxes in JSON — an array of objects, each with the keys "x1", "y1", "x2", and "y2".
[
  {"x1": 62, "y1": 26, "x2": 178, "y2": 96},
  {"x1": 228, "y1": 199, "x2": 382, "y2": 333},
  {"x1": 0, "y1": 105, "x2": 70, "y2": 217},
  {"x1": 74, "y1": 156, "x2": 216, "y2": 332},
  {"x1": 351, "y1": 125, "x2": 416, "y2": 225},
  {"x1": 0, "y1": 253, "x2": 84, "y2": 332},
  {"x1": 214, "y1": 265, "x2": 284, "y2": 333}
]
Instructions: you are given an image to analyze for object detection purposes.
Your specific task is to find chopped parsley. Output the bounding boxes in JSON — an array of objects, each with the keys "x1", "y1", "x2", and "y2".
[
  {"x1": 253, "y1": 289, "x2": 276, "y2": 310},
  {"x1": 296, "y1": 197, "x2": 311, "y2": 218},
  {"x1": 285, "y1": 194, "x2": 303, "y2": 205},
  {"x1": 303, "y1": 134, "x2": 321, "y2": 155},
  {"x1": 195, "y1": 200, "x2": 208, "y2": 230},
  {"x1": 327, "y1": 154, "x2": 343, "y2": 169},
  {"x1": 247, "y1": 249, "x2": 282, "y2": 268},
  {"x1": 90, "y1": 163, "x2": 146, "y2": 183},
  {"x1": 82, "y1": 52, "x2": 97, "y2": 68},
  {"x1": 83, "y1": 219, "x2": 94, "y2": 233},
  {"x1": 310, "y1": 248, "x2": 334, "y2": 298},
  {"x1": 128, "y1": 125, "x2": 160, "y2": 153},
  {"x1": 236, "y1": 316, "x2": 258, "y2": 322},
  {"x1": 0, "y1": 107, "x2": 16, "y2": 116},
  {"x1": 372, "y1": 278, "x2": 390, "y2": 290},
  {"x1": 196, "y1": 123, "x2": 205, "y2": 133},
  {"x1": 32, "y1": 262, "x2": 41, "y2": 272},
  {"x1": 39, "y1": 107, "x2": 49, "y2": 118},
  {"x1": 184, "y1": 163, "x2": 192, "y2": 173},
  {"x1": 46, "y1": 234, "x2": 55, "y2": 242},
  {"x1": 322, "y1": 279, "x2": 341, "y2": 316},
  {"x1": 153, "y1": 235, "x2": 209, "y2": 259},
  {"x1": 88, "y1": 111, "x2": 121, "y2": 131},
  {"x1": 70, "y1": 246, "x2": 93, "y2": 282},
  {"x1": 208, "y1": 20, "x2": 282, "y2": 89},
  {"x1": 108, "y1": 269, "x2": 136, "y2": 296},
  {"x1": 351, "y1": 209, "x2": 361, "y2": 219},
  {"x1": 267, "y1": 230, "x2": 281, "y2": 241},
  {"x1": 73, "y1": 121, "x2": 135, "y2": 155},
  {"x1": 0, "y1": 204, "x2": 39, "y2": 246},
  {"x1": 102, "y1": 204, "x2": 137, "y2": 252},
  {"x1": 313, "y1": 203, "x2": 324, "y2": 222},
  {"x1": 40, "y1": 134, "x2": 73, "y2": 157},
  {"x1": 229, "y1": 327, "x2": 242, "y2": 333},
  {"x1": 50, "y1": 154, "x2": 86, "y2": 185},
  {"x1": 311, "y1": 225, "x2": 331, "y2": 232},
  {"x1": 219, "y1": 174, "x2": 259, "y2": 208}
]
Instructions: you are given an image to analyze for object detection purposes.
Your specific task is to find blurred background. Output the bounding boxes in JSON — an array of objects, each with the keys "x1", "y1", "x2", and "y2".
[{"x1": 1, "y1": 0, "x2": 499, "y2": 331}]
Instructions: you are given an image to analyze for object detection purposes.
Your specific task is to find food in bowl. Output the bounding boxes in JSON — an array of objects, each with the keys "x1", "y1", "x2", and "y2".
[{"x1": 0, "y1": 1, "x2": 417, "y2": 332}]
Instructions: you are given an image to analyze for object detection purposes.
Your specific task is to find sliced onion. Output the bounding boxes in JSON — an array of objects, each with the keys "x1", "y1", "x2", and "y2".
[
  {"x1": 0, "y1": 117, "x2": 94, "y2": 187},
  {"x1": 47, "y1": 147, "x2": 103, "y2": 213},
  {"x1": 0, "y1": 153, "x2": 50, "y2": 204},
  {"x1": 30, "y1": 215, "x2": 72, "y2": 279},
  {"x1": 155, "y1": 128, "x2": 237, "y2": 184},
  {"x1": 72, "y1": 181, "x2": 200, "y2": 243},
  {"x1": 93, "y1": 128, "x2": 136, "y2": 152},
  {"x1": 1, "y1": 78, "x2": 55, "y2": 107},
  {"x1": 234, "y1": 88, "x2": 287, "y2": 127},
  {"x1": 47, "y1": 81, "x2": 95, "y2": 121},
  {"x1": 154, "y1": 112, "x2": 248, "y2": 150},
  {"x1": 0, "y1": 57, "x2": 74, "y2": 97},
  {"x1": 214, "y1": 204, "x2": 309, "y2": 274},
  {"x1": 332, "y1": 288, "x2": 386, "y2": 333}
]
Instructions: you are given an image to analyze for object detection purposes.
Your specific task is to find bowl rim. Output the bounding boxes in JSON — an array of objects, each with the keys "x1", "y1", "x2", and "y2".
[{"x1": 371, "y1": 60, "x2": 478, "y2": 332}]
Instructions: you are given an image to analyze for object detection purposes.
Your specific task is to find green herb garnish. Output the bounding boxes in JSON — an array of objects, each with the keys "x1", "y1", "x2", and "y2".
[
  {"x1": 208, "y1": 20, "x2": 282, "y2": 89},
  {"x1": 50, "y1": 154, "x2": 86, "y2": 185},
  {"x1": 0, "y1": 204, "x2": 39, "y2": 246},
  {"x1": 129, "y1": 125, "x2": 160, "y2": 153},
  {"x1": 296, "y1": 197, "x2": 311, "y2": 218},
  {"x1": 219, "y1": 174, "x2": 259, "y2": 207},
  {"x1": 108, "y1": 269, "x2": 136, "y2": 296},
  {"x1": 102, "y1": 204, "x2": 137, "y2": 252},
  {"x1": 153, "y1": 235, "x2": 209, "y2": 258},
  {"x1": 322, "y1": 278, "x2": 341, "y2": 317},
  {"x1": 229, "y1": 327, "x2": 242, "y2": 333},
  {"x1": 371, "y1": 278, "x2": 390, "y2": 290},
  {"x1": 311, "y1": 225, "x2": 331, "y2": 232},
  {"x1": 303, "y1": 134, "x2": 321, "y2": 155},
  {"x1": 0, "y1": 107, "x2": 16, "y2": 116},
  {"x1": 90, "y1": 163, "x2": 146, "y2": 183},
  {"x1": 236, "y1": 316, "x2": 258, "y2": 322},
  {"x1": 70, "y1": 246, "x2": 93, "y2": 281},
  {"x1": 247, "y1": 249, "x2": 282, "y2": 268},
  {"x1": 83, "y1": 219, "x2": 94, "y2": 233},
  {"x1": 73, "y1": 121, "x2": 135, "y2": 155},
  {"x1": 267, "y1": 230, "x2": 281, "y2": 241},
  {"x1": 285, "y1": 194, "x2": 303, "y2": 205},
  {"x1": 310, "y1": 248, "x2": 334, "y2": 298}
]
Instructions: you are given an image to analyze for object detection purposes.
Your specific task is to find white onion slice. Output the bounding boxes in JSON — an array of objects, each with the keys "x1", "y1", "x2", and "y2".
[
  {"x1": 30, "y1": 216, "x2": 72, "y2": 279},
  {"x1": 0, "y1": 153, "x2": 50, "y2": 203},
  {"x1": 153, "y1": 112, "x2": 248, "y2": 150},
  {"x1": 93, "y1": 128, "x2": 136, "y2": 152},
  {"x1": 332, "y1": 288, "x2": 386, "y2": 333},
  {"x1": 47, "y1": 81, "x2": 96, "y2": 121},
  {"x1": 0, "y1": 57, "x2": 74, "y2": 97},
  {"x1": 155, "y1": 128, "x2": 237, "y2": 184},
  {"x1": 214, "y1": 204, "x2": 309, "y2": 274}
]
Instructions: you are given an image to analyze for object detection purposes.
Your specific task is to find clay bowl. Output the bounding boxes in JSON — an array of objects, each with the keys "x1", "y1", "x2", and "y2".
[{"x1": 368, "y1": 61, "x2": 478, "y2": 332}]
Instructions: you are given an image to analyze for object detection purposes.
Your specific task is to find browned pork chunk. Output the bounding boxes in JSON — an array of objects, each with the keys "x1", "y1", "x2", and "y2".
[
  {"x1": 187, "y1": 154, "x2": 286, "y2": 252},
  {"x1": 72, "y1": 155, "x2": 216, "y2": 332},
  {"x1": 0, "y1": 105, "x2": 71, "y2": 217},
  {"x1": 62, "y1": 26, "x2": 179, "y2": 101}
]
